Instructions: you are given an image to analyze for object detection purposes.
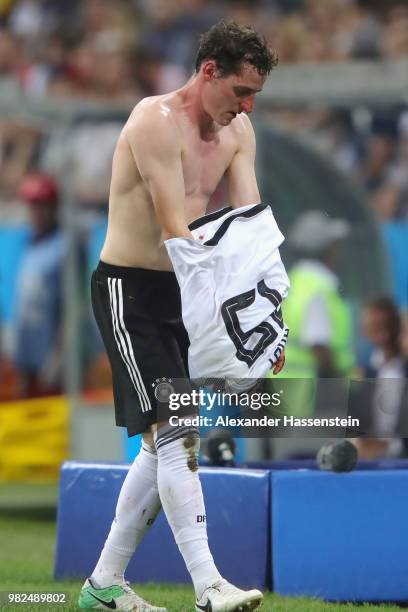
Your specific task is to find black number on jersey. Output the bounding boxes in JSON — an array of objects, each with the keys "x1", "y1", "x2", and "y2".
[{"x1": 221, "y1": 280, "x2": 284, "y2": 367}]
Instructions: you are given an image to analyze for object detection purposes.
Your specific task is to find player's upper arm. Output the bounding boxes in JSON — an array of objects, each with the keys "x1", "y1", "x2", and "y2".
[
  {"x1": 225, "y1": 115, "x2": 261, "y2": 208},
  {"x1": 126, "y1": 108, "x2": 191, "y2": 238}
]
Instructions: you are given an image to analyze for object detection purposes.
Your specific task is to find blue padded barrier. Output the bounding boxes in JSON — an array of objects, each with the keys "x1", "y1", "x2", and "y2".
[
  {"x1": 87, "y1": 218, "x2": 108, "y2": 273},
  {"x1": 271, "y1": 470, "x2": 408, "y2": 601},
  {"x1": 55, "y1": 462, "x2": 270, "y2": 589},
  {"x1": 246, "y1": 458, "x2": 408, "y2": 471},
  {"x1": 0, "y1": 225, "x2": 30, "y2": 323}
]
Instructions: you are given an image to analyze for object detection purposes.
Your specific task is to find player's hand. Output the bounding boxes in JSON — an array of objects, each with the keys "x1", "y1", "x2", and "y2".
[{"x1": 272, "y1": 350, "x2": 285, "y2": 375}]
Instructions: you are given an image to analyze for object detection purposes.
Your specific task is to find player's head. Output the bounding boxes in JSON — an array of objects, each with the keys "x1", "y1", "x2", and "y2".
[{"x1": 195, "y1": 20, "x2": 278, "y2": 125}]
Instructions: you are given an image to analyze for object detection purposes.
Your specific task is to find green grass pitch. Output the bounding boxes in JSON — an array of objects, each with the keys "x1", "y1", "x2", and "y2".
[{"x1": 0, "y1": 485, "x2": 402, "y2": 611}]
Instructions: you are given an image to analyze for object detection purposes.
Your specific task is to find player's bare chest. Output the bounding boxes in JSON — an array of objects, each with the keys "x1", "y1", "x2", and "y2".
[{"x1": 181, "y1": 131, "x2": 236, "y2": 197}]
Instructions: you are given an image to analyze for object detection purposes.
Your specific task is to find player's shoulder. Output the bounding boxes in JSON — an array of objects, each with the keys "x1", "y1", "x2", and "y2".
[
  {"x1": 125, "y1": 94, "x2": 180, "y2": 136},
  {"x1": 122, "y1": 94, "x2": 182, "y2": 156},
  {"x1": 230, "y1": 112, "x2": 254, "y2": 135},
  {"x1": 228, "y1": 113, "x2": 256, "y2": 150}
]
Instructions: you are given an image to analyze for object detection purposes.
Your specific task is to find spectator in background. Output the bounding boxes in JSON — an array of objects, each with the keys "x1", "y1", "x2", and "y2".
[
  {"x1": 19, "y1": 29, "x2": 75, "y2": 98},
  {"x1": 352, "y1": 297, "x2": 408, "y2": 458},
  {"x1": 348, "y1": 0, "x2": 383, "y2": 60},
  {"x1": 374, "y1": 112, "x2": 408, "y2": 220},
  {"x1": 280, "y1": 210, "x2": 355, "y2": 380},
  {"x1": 0, "y1": 27, "x2": 40, "y2": 200},
  {"x1": 382, "y1": 3, "x2": 408, "y2": 59},
  {"x1": 268, "y1": 15, "x2": 307, "y2": 64},
  {"x1": 41, "y1": 118, "x2": 122, "y2": 229},
  {"x1": 79, "y1": 0, "x2": 139, "y2": 45},
  {"x1": 88, "y1": 30, "x2": 142, "y2": 103},
  {"x1": 224, "y1": 0, "x2": 263, "y2": 30},
  {"x1": 141, "y1": 0, "x2": 219, "y2": 78},
  {"x1": 0, "y1": 26, "x2": 21, "y2": 81},
  {"x1": 47, "y1": 29, "x2": 142, "y2": 101},
  {"x1": 11, "y1": 172, "x2": 65, "y2": 398},
  {"x1": 321, "y1": 113, "x2": 362, "y2": 175},
  {"x1": 7, "y1": 0, "x2": 51, "y2": 39},
  {"x1": 46, "y1": 35, "x2": 98, "y2": 99},
  {"x1": 0, "y1": 120, "x2": 39, "y2": 200},
  {"x1": 357, "y1": 120, "x2": 397, "y2": 196},
  {"x1": 266, "y1": 210, "x2": 355, "y2": 423},
  {"x1": 131, "y1": 46, "x2": 172, "y2": 97}
]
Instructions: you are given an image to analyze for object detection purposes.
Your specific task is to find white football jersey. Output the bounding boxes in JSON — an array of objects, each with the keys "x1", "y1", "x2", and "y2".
[{"x1": 165, "y1": 203, "x2": 290, "y2": 382}]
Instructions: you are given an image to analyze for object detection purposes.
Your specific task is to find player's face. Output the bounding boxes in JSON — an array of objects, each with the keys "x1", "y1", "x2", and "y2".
[{"x1": 204, "y1": 62, "x2": 266, "y2": 126}]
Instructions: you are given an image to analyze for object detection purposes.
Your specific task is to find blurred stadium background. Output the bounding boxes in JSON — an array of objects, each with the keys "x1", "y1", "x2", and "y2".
[{"x1": 0, "y1": 0, "x2": 408, "y2": 610}]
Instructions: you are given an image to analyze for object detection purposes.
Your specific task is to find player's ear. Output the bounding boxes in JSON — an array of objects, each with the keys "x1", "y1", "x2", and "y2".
[{"x1": 202, "y1": 60, "x2": 219, "y2": 81}]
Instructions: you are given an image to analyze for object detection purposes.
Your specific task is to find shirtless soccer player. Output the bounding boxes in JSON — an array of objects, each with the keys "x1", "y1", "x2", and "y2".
[{"x1": 78, "y1": 20, "x2": 283, "y2": 612}]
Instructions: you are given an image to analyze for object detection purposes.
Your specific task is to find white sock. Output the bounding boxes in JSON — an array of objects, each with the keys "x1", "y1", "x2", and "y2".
[
  {"x1": 91, "y1": 440, "x2": 161, "y2": 587},
  {"x1": 155, "y1": 426, "x2": 221, "y2": 598}
]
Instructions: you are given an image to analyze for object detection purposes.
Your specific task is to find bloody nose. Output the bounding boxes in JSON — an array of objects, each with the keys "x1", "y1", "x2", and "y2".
[{"x1": 240, "y1": 97, "x2": 254, "y2": 114}]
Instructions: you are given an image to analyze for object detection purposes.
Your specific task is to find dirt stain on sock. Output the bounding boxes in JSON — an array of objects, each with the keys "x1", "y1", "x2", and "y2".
[
  {"x1": 187, "y1": 454, "x2": 199, "y2": 472},
  {"x1": 183, "y1": 436, "x2": 199, "y2": 472},
  {"x1": 183, "y1": 435, "x2": 196, "y2": 450}
]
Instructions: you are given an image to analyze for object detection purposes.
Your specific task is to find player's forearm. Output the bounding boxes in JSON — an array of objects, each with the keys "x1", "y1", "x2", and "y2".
[
  {"x1": 163, "y1": 227, "x2": 194, "y2": 240},
  {"x1": 149, "y1": 187, "x2": 193, "y2": 239},
  {"x1": 159, "y1": 215, "x2": 193, "y2": 240},
  {"x1": 229, "y1": 183, "x2": 261, "y2": 209}
]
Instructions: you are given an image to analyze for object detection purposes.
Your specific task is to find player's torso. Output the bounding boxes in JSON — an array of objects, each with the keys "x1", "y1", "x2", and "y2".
[
  {"x1": 179, "y1": 112, "x2": 237, "y2": 225},
  {"x1": 100, "y1": 94, "x2": 238, "y2": 271}
]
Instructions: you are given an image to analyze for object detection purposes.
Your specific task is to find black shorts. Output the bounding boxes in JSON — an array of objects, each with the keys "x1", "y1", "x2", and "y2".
[{"x1": 91, "y1": 261, "x2": 190, "y2": 436}]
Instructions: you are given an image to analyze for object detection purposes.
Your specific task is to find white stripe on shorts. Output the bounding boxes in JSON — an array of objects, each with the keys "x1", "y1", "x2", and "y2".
[{"x1": 108, "y1": 277, "x2": 151, "y2": 413}]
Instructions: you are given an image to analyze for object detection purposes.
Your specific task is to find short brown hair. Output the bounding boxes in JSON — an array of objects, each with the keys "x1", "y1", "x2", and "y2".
[{"x1": 195, "y1": 20, "x2": 278, "y2": 77}]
